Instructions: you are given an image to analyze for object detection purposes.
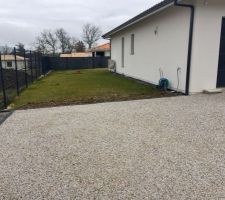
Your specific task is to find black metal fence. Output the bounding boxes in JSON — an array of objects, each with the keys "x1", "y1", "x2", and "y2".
[
  {"x1": 0, "y1": 51, "x2": 109, "y2": 110},
  {"x1": 45, "y1": 57, "x2": 109, "y2": 70},
  {"x1": 0, "y1": 48, "x2": 47, "y2": 110}
]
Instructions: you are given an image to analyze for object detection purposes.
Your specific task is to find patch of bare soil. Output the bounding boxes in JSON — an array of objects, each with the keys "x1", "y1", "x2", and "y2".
[{"x1": 17, "y1": 92, "x2": 177, "y2": 110}]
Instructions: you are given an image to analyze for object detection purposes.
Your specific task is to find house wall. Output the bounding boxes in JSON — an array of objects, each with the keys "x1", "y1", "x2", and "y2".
[
  {"x1": 105, "y1": 51, "x2": 110, "y2": 57},
  {"x1": 93, "y1": 51, "x2": 110, "y2": 57},
  {"x1": 2, "y1": 61, "x2": 27, "y2": 70},
  {"x1": 190, "y1": 0, "x2": 225, "y2": 93},
  {"x1": 111, "y1": 0, "x2": 225, "y2": 93},
  {"x1": 111, "y1": 6, "x2": 190, "y2": 92}
]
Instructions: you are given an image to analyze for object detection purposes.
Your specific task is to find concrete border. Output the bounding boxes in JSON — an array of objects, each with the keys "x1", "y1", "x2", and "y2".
[{"x1": 0, "y1": 111, "x2": 13, "y2": 126}]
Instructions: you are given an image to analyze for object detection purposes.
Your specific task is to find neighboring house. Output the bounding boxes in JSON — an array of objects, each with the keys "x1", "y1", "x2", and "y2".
[
  {"x1": 60, "y1": 52, "x2": 92, "y2": 58},
  {"x1": 89, "y1": 43, "x2": 111, "y2": 57},
  {"x1": 1, "y1": 55, "x2": 28, "y2": 70},
  {"x1": 103, "y1": 0, "x2": 225, "y2": 94}
]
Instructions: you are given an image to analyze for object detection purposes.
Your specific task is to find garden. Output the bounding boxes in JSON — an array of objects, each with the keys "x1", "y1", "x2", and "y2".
[{"x1": 11, "y1": 69, "x2": 172, "y2": 109}]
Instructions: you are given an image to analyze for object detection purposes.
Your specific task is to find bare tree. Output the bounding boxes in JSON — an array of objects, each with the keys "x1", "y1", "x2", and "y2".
[
  {"x1": 15, "y1": 42, "x2": 25, "y2": 56},
  {"x1": 1, "y1": 45, "x2": 12, "y2": 54},
  {"x1": 40, "y1": 30, "x2": 58, "y2": 55},
  {"x1": 75, "y1": 41, "x2": 86, "y2": 52},
  {"x1": 35, "y1": 36, "x2": 48, "y2": 54},
  {"x1": 55, "y1": 28, "x2": 71, "y2": 53},
  {"x1": 82, "y1": 23, "x2": 102, "y2": 49},
  {"x1": 67, "y1": 37, "x2": 78, "y2": 52},
  {"x1": 16, "y1": 42, "x2": 25, "y2": 51}
]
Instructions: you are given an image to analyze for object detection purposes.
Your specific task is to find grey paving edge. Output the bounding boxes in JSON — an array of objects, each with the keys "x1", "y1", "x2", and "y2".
[{"x1": 0, "y1": 111, "x2": 13, "y2": 126}]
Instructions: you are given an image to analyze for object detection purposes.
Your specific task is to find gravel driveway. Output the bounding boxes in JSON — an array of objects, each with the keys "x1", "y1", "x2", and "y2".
[{"x1": 0, "y1": 93, "x2": 225, "y2": 199}]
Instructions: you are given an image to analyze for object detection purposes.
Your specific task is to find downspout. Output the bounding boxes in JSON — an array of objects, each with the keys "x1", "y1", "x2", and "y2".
[
  {"x1": 109, "y1": 39, "x2": 112, "y2": 59},
  {"x1": 174, "y1": 0, "x2": 195, "y2": 95}
]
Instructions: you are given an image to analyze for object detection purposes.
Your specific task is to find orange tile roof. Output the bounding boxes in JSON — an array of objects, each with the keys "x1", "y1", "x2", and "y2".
[{"x1": 89, "y1": 43, "x2": 110, "y2": 52}]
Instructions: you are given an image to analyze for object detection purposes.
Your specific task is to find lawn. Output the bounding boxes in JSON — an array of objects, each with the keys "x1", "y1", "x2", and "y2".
[{"x1": 12, "y1": 69, "x2": 171, "y2": 109}]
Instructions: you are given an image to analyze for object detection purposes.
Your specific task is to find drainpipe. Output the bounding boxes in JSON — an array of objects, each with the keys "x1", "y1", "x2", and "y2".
[
  {"x1": 174, "y1": 0, "x2": 195, "y2": 95},
  {"x1": 109, "y1": 39, "x2": 112, "y2": 59}
]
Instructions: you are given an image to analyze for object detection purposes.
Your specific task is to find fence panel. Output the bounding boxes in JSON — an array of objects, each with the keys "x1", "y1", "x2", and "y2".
[
  {"x1": 45, "y1": 57, "x2": 109, "y2": 70},
  {"x1": 0, "y1": 53, "x2": 108, "y2": 110},
  {"x1": 0, "y1": 48, "x2": 47, "y2": 110}
]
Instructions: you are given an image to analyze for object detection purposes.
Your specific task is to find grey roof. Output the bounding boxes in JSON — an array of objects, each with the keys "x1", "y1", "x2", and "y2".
[{"x1": 102, "y1": 0, "x2": 174, "y2": 38}]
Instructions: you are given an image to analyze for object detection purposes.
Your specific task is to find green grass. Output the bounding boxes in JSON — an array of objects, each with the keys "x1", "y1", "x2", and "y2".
[{"x1": 12, "y1": 69, "x2": 170, "y2": 109}]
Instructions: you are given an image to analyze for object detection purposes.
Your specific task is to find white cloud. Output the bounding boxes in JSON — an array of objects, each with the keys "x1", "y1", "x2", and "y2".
[{"x1": 0, "y1": 0, "x2": 161, "y2": 47}]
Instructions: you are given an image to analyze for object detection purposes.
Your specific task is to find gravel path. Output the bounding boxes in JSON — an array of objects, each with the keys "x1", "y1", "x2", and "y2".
[{"x1": 0, "y1": 93, "x2": 225, "y2": 199}]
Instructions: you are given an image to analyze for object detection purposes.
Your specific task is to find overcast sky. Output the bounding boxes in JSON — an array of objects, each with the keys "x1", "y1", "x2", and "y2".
[{"x1": 0, "y1": 0, "x2": 161, "y2": 48}]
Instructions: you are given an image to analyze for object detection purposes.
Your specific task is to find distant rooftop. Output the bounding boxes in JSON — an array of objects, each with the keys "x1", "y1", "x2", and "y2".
[
  {"x1": 1, "y1": 55, "x2": 26, "y2": 61},
  {"x1": 60, "y1": 52, "x2": 92, "y2": 58},
  {"x1": 89, "y1": 43, "x2": 110, "y2": 52}
]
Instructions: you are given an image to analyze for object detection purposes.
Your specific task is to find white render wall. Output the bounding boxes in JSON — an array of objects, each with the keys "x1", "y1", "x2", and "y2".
[
  {"x1": 105, "y1": 51, "x2": 111, "y2": 57},
  {"x1": 1, "y1": 61, "x2": 27, "y2": 70},
  {"x1": 190, "y1": 0, "x2": 225, "y2": 93},
  {"x1": 111, "y1": 6, "x2": 190, "y2": 93},
  {"x1": 111, "y1": 0, "x2": 225, "y2": 93}
]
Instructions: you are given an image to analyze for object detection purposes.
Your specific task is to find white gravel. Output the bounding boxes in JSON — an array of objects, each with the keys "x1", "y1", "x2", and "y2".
[{"x1": 0, "y1": 93, "x2": 225, "y2": 199}]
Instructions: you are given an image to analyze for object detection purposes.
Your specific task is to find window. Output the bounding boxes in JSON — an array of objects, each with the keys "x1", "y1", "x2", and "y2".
[
  {"x1": 7, "y1": 61, "x2": 12, "y2": 67},
  {"x1": 131, "y1": 34, "x2": 135, "y2": 55},
  {"x1": 122, "y1": 37, "x2": 125, "y2": 67}
]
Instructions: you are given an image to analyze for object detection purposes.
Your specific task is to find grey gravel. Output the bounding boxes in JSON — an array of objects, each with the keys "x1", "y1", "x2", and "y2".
[{"x1": 0, "y1": 93, "x2": 225, "y2": 199}]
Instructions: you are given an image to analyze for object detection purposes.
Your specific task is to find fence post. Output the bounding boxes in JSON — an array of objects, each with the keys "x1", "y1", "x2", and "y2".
[
  {"x1": 66, "y1": 57, "x2": 69, "y2": 69},
  {"x1": 23, "y1": 49, "x2": 28, "y2": 88},
  {"x1": 14, "y1": 47, "x2": 19, "y2": 96},
  {"x1": 34, "y1": 52, "x2": 38, "y2": 79},
  {"x1": 0, "y1": 53, "x2": 7, "y2": 109},
  {"x1": 92, "y1": 57, "x2": 95, "y2": 69},
  {"x1": 29, "y1": 51, "x2": 33, "y2": 82},
  {"x1": 38, "y1": 52, "x2": 41, "y2": 76},
  {"x1": 38, "y1": 54, "x2": 41, "y2": 76},
  {"x1": 42, "y1": 56, "x2": 45, "y2": 75}
]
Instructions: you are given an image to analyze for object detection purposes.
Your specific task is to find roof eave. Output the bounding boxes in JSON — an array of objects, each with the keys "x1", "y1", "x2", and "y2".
[
  {"x1": 89, "y1": 49, "x2": 110, "y2": 52},
  {"x1": 102, "y1": 0, "x2": 174, "y2": 39}
]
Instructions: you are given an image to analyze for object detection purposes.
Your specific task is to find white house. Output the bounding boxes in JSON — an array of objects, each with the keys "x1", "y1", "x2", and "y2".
[
  {"x1": 60, "y1": 52, "x2": 92, "y2": 58},
  {"x1": 103, "y1": 0, "x2": 225, "y2": 94},
  {"x1": 1, "y1": 55, "x2": 28, "y2": 71},
  {"x1": 88, "y1": 43, "x2": 111, "y2": 57}
]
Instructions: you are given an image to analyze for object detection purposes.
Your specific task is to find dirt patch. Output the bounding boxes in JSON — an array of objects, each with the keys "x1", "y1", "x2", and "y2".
[{"x1": 16, "y1": 92, "x2": 177, "y2": 110}]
